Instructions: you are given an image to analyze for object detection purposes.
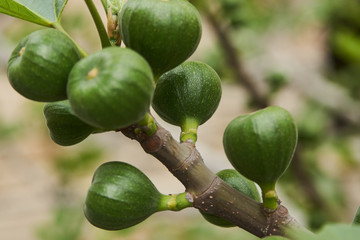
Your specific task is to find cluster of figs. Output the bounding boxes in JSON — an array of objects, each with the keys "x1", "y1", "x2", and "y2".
[{"x1": 6, "y1": 0, "x2": 298, "y2": 231}]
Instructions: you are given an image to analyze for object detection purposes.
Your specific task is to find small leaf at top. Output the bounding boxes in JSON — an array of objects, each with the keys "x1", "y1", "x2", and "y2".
[
  {"x1": 0, "y1": 0, "x2": 68, "y2": 26},
  {"x1": 101, "y1": 0, "x2": 124, "y2": 14}
]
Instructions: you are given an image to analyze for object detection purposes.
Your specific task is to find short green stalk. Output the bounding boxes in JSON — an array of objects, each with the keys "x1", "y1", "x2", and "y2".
[
  {"x1": 260, "y1": 183, "x2": 279, "y2": 211},
  {"x1": 136, "y1": 113, "x2": 157, "y2": 136},
  {"x1": 158, "y1": 192, "x2": 193, "y2": 211},
  {"x1": 180, "y1": 117, "x2": 199, "y2": 144},
  {"x1": 51, "y1": 22, "x2": 88, "y2": 57},
  {"x1": 84, "y1": 0, "x2": 112, "y2": 48}
]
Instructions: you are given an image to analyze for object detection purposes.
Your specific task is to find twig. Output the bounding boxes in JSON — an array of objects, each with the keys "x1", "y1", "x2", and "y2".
[
  {"x1": 121, "y1": 121, "x2": 306, "y2": 238},
  {"x1": 84, "y1": 0, "x2": 111, "y2": 48}
]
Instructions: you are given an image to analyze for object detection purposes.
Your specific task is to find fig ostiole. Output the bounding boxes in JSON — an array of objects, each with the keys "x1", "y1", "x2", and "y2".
[
  {"x1": 119, "y1": 0, "x2": 202, "y2": 78},
  {"x1": 152, "y1": 61, "x2": 222, "y2": 144},
  {"x1": 200, "y1": 169, "x2": 261, "y2": 227},
  {"x1": 7, "y1": 29, "x2": 82, "y2": 102},
  {"x1": 84, "y1": 161, "x2": 192, "y2": 230},
  {"x1": 67, "y1": 47, "x2": 154, "y2": 130},
  {"x1": 223, "y1": 106, "x2": 298, "y2": 210},
  {"x1": 44, "y1": 101, "x2": 100, "y2": 146}
]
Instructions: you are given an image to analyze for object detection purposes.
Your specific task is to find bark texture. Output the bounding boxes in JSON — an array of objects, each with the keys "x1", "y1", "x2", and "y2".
[{"x1": 121, "y1": 123, "x2": 303, "y2": 238}]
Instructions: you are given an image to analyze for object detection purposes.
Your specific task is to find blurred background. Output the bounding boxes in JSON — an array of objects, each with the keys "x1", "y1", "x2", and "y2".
[{"x1": 1, "y1": 0, "x2": 360, "y2": 239}]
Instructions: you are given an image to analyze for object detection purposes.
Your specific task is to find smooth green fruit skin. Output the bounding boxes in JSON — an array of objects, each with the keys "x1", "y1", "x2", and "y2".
[
  {"x1": 152, "y1": 61, "x2": 222, "y2": 127},
  {"x1": 67, "y1": 47, "x2": 154, "y2": 130},
  {"x1": 223, "y1": 106, "x2": 298, "y2": 188},
  {"x1": 7, "y1": 29, "x2": 81, "y2": 102},
  {"x1": 200, "y1": 169, "x2": 261, "y2": 227},
  {"x1": 84, "y1": 161, "x2": 161, "y2": 230},
  {"x1": 119, "y1": 0, "x2": 202, "y2": 77},
  {"x1": 43, "y1": 101, "x2": 96, "y2": 146}
]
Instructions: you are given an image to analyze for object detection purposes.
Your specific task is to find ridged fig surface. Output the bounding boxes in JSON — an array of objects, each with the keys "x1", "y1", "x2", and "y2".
[
  {"x1": 84, "y1": 161, "x2": 161, "y2": 230},
  {"x1": 44, "y1": 101, "x2": 96, "y2": 146},
  {"x1": 223, "y1": 106, "x2": 298, "y2": 188},
  {"x1": 152, "y1": 61, "x2": 222, "y2": 127},
  {"x1": 7, "y1": 29, "x2": 81, "y2": 102},
  {"x1": 67, "y1": 47, "x2": 154, "y2": 130},
  {"x1": 119, "y1": 0, "x2": 202, "y2": 77}
]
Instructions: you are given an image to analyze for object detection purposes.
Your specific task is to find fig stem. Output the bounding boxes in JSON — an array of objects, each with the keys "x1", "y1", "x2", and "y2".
[
  {"x1": 180, "y1": 117, "x2": 199, "y2": 144},
  {"x1": 136, "y1": 113, "x2": 157, "y2": 136},
  {"x1": 84, "y1": 0, "x2": 112, "y2": 49},
  {"x1": 158, "y1": 192, "x2": 193, "y2": 211},
  {"x1": 260, "y1": 183, "x2": 279, "y2": 210},
  {"x1": 51, "y1": 22, "x2": 88, "y2": 57}
]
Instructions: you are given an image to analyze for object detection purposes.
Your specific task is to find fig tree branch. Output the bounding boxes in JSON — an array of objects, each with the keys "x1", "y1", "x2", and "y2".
[
  {"x1": 121, "y1": 121, "x2": 305, "y2": 238},
  {"x1": 202, "y1": 2, "x2": 330, "y2": 219}
]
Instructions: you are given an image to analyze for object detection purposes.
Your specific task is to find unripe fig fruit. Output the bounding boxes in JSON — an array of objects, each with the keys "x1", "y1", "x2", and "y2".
[
  {"x1": 223, "y1": 106, "x2": 297, "y2": 210},
  {"x1": 7, "y1": 29, "x2": 81, "y2": 102},
  {"x1": 43, "y1": 101, "x2": 97, "y2": 146},
  {"x1": 152, "y1": 61, "x2": 222, "y2": 143},
  {"x1": 200, "y1": 169, "x2": 261, "y2": 227},
  {"x1": 84, "y1": 161, "x2": 162, "y2": 230},
  {"x1": 67, "y1": 47, "x2": 154, "y2": 130},
  {"x1": 119, "y1": 0, "x2": 202, "y2": 78}
]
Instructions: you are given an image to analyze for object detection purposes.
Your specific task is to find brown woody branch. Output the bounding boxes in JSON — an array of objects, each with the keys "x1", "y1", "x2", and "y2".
[
  {"x1": 203, "y1": 2, "x2": 328, "y2": 221},
  {"x1": 121, "y1": 123, "x2": 304, "y2": 238}
]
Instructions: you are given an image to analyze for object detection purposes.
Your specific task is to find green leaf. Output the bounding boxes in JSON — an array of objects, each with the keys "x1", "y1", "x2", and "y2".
[
  {"x1": 263, "y1": 236, "x2": 289, "y2": 240},
  {"x1": 0, "y1": 0, "x2": 68, "y2": 26},
  {"x1": 288, "y1": 224, "x2": 360, "y2": 240},
  {"x1": 100, "y1": 0, "x2": 124, "y2": 14},
  {"x1": 353, "y1": 206, "x2": 360, "y2": 225},
  {"x1": 317, "y1": 224, "x2": 360, "y2": 240}
]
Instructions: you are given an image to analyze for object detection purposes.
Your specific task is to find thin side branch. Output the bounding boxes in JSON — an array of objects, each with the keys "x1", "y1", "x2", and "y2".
[{"x1": 84, "y1": 0, "x2": 111, "y2": 48}]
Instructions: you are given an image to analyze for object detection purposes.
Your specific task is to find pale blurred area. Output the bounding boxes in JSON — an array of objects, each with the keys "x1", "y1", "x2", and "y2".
[{"x1": 1, "y1": 0, "x2": 360, "y2": 240}]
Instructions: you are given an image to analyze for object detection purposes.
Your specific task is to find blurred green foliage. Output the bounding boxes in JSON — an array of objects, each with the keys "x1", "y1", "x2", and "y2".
[
  {"x1": 0, "y1": 118, "x2": 23, "y2": 141},
  {"x1": 36, "y1": 205, "x2": 84, "y2": 240},
  {"x1": 327, "y1": 0, "x2": 360, "y2": 99},
  {"x1": 1, "y1": 0, "x2": 360, "y2": 238},
  {"x1": 288, "y1": 224, "x2": 360, "y2": 240},
  {"x1": 53, "y1": 147, "x2": 104, "y2": 184}
]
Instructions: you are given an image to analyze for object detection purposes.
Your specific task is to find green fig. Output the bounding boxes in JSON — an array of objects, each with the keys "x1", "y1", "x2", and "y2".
[
  {"x1": 67, "y1": 47, "x2": 154, "y2": 130},
  {"x1": 84, "y1": 161, "x2": 162, "y2": 230},
  {"x1": 200, "y1": 169, "x2": 261, "y2": 227},
  {"x1": 119, "y1": 0, "x2": 202, "y2": 78},
  {"x1": 43, "y1": 101, "x2": 98, "y2": 146},
  {"x1": 7, "y1": 29, "x2": 81, "y2": 102},
  {"x1": 223, "y1": 106, "x2": 298, "y2": 210},
  {"x1": 152, "y1": 61, "x2": 222, "y2": 143}
]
